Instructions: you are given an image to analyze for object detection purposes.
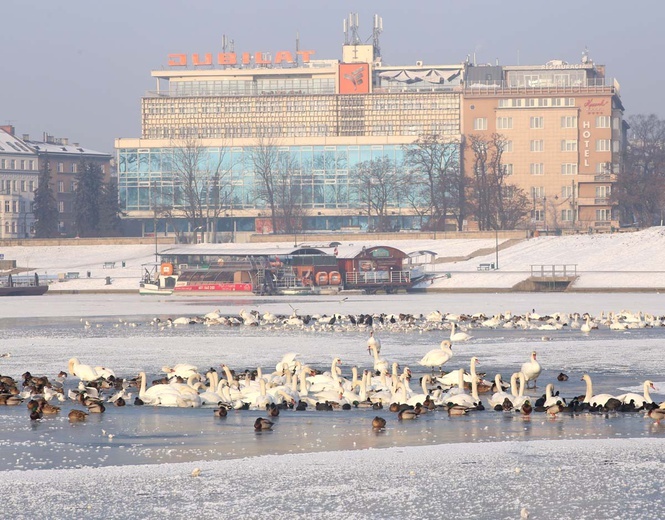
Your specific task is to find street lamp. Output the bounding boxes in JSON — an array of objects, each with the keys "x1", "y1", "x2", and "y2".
[{"x1": 495, "y1": 224, "x2": 499, "y2": 270}]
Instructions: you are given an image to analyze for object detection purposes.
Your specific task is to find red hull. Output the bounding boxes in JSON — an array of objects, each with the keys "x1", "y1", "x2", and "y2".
[{"x1": 174, "y1": 283, "x2": 253, "y2": 293}]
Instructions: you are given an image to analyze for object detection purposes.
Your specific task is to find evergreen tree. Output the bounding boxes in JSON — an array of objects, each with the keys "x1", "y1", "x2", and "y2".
[
  {"x1": 33, "y1": 156, "x2": 59, "y2": 238},
  {"x1": 98, "y1": 178, "x2": 125, "y2": 236},
  {"x1": 74, "y1": 161, "x2": 103, "y2": 237}
]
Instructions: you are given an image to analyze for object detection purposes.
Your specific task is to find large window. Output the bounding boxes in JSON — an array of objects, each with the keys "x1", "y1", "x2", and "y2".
[
  {"x1": 596, "y1": 139, "x2": 611, "y2": 152},
  {"x1": 530, "y1": 140, "x2": 544, "y2": 152},
  {"x1": 596, "y1": 116, "x2": 611, "y2": 128},
  {"x1": 561, "y1": 116, "x2": 577, "y2": 128},
  {"x1": 497, "y1": 117, "x2": 513, "y2": 130},
  {"x1": 473, "y1": 118, "x2": 487, "y2": 131},
  {"x1": 530, "y1": 163, "x2": 544, "y2": 175},
  {"x1": 561, "y1": 163, "x2": 578, "y2": 175},
  {"x1": 561, "y1": 140, "x2": 578, "y2": 152}
]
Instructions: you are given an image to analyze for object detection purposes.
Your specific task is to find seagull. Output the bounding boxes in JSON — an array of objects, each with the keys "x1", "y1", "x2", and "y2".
[{"x1": 339, "y1": 297, "x2": 349, "y2": 304}]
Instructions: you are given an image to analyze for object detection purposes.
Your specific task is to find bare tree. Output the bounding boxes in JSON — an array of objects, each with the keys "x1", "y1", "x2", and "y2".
[
  {"x1": 353, "y1": 156, "x2": 403, "y2": 232},
  {"x1": 249, "y1": 137, "x2": 308, "y2": 234},
  {"x1": 404, "y1": 134, "x2": 463, "y2": 231},
  {"x1": 467, "y1": 133, "x2": 530, "y2": 230},
  {"x1": 614, "y1": 114, "x2": 665, "y2": 227},
  {"x1": 170, "y1": 137, "x2": 232, "y2": 243}
]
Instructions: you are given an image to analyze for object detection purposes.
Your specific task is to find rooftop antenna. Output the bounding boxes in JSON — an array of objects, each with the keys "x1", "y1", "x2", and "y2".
[
  {"x1": 372, "y1": 14, "x2": 383, "y2": 61},
  {"x1": 347, "y1": 12, "x2": 361, "y2": 45},
  {"x1": 582, "y1": 46, "x2": 591, "y2": 64},
  {"x1": 295, "y1": 31, "x2": 300, "y2": 66},
  {"x1": 221, "y1": 35, "x2": 234, "y2": 68}
]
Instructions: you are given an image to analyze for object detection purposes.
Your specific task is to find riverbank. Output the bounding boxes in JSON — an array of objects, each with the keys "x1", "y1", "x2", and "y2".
[{"x1": 2, "y1": 227, "x2": 665, "y2": 293}]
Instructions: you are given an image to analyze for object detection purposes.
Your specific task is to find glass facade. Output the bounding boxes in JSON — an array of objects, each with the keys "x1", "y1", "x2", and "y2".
[
  {"x1": 117, "y1": 144, "x2": 417, "y2": 212},
  {"x1": 170, "y1": 78, "x2": 336, "y2": 97}
]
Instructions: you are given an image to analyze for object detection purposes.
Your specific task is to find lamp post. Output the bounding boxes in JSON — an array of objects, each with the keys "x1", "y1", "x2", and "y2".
[
  {"x1": 543, "y1": 195, "x2": 547, "y2": 232},
  {"x1": 495, "y1": 224, "x2": 499, "y2": 270}
]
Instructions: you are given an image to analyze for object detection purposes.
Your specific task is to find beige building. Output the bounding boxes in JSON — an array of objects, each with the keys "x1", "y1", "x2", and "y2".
[
  {"x1": 462, "y1": 58, "x2": 623, "y2": 232},
  {"x1": 116, "y1": 33, "x2": 624, "y2": 235}
]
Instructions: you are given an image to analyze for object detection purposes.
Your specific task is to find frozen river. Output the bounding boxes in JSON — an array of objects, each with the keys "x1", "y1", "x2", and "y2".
[{"x1": 2, "y1": 292, "x2": 665, "y2": 518}]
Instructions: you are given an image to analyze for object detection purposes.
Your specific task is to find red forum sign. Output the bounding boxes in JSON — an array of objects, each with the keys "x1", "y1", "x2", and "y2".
[{"x1": 168, "y1": 50, "x2": 315, "y2": 67}]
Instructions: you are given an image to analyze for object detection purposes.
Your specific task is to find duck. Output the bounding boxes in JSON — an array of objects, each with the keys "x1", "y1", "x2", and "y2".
[
  {"x1": 68, "y1": 409, "x2": 88, "y2": 422},
  {"x1": 254, "y1": 417, "x2": 274, "y2": 431},
  {"x1": 372, "y1": 416, "x2": 387, "y2": 429},
  {"x1": 520, "y1": 351, "x2": 541, "y2": 389},
  {"x1": 397, "y1": 408, "x2": 417, "y2": 420},
  {"x1": 521, "y1": 400, "x2": 533, "y2": 416},
  {"x1": 557, "y1": 372, "x2": 569, "y2": 382},
  {"x1": 447, "y1": 403, "x2": 469, "y2": 416},
  {"x1": 546, "y1": 403, "x2": 564, "y2": 416},
  {"x1": 214, "y1": 406, "x2": 228, "y2": 418},
  {"x1": 647, "y1": 408, "x2": 665, "y2": 423}
]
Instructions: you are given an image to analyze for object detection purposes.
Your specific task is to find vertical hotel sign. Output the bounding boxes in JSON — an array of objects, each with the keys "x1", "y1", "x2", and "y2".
[
  {"x1": 579, "y1": 98, "x2": 610, "y2": 170},
  {"x1": 339, "y1": 63, "x2": 370, "y2": 94}
]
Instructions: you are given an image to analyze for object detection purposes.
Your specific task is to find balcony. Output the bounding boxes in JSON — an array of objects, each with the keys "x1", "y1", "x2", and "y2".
[{"x1": 577, "y1": 197, "x2": 613, "y2": 206}]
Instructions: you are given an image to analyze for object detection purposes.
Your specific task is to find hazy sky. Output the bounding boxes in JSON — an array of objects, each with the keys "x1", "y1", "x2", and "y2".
[{"x1": 1, "y1": 0, "x2": 662, "y2": 153}]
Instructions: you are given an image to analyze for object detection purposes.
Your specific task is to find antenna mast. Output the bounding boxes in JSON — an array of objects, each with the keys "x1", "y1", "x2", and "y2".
[{"x1": 372, "y1": 14, "x2": 383, "y2": 61}]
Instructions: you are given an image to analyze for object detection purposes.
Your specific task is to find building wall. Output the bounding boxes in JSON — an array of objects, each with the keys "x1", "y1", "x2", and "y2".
[
  {"x1": 0, "y1": 131, "x2": 39, "y2": 239},
  {"x1": 37, "y1": 154, "x2": 113, "y2": 236},
  {"x1": 461, "y1": 88, "x2": 620, "y2": 231},
  {"x1": 141, "y1": 92, "x2": 460, "y2": 140}
]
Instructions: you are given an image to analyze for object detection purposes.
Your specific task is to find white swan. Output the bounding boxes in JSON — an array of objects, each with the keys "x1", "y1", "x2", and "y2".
[
  {"x1": 367, "y1": 331, "x2": 382, "y2": 354},
  {"x1": 450, "y1": 322, "x2": 472, "y2": 342},
  {"x1": 512, "y1": 372, "x2": 532, "y2": 409},
  {"x1": 582, "y1": 374, "x2": 617, "y2": 407},
  {"x1": 444, "y1": 369, "x2": 480, "y2": 408},
  {"x1": 580, "y1": 315, "x2": 593, "y2": 334},
  {"x1": 520, "y1": 351, "x2": 541, "y2": 389},
  {"x1": 487, "y1": 374, "x2": 513, "y2": 409},
  {"x1": 544, "y1": 383, "x2": 565, "y2": 407},
  {"x1": 617, "y1": 380, "x2": 655, "y2": 408},
  {"x1": 162, "y1": 363, "x2": 198, "y2": 379},
  {"x1": 68, "y1": 358, "x2": 100, "y2": 382},
  {"x1": 368, "y1": 344, "x2": 388, "y2": 373},
  {"x1": 419, "y1": 339, "x2": 453, "y2": 372},
  {"x1": 138, "y1": 372, "x2": 188, "y2": 407}
]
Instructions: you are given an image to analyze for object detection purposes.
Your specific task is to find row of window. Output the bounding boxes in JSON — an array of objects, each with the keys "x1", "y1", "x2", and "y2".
[
  {"x1": 526, "y1": 139, "x2": 615, "y2": 152},
  {"x1": 477, "y1": 115, "x2": 615, "y2": 131},
  {"x1": 0, "y1": 159, "x2": 37, "y2": 171},
  {"x1": 531, "y1": 208, "x2": 611, "y2": 222},
  {"x1": 3, "y1": 200, "x2": 26, "y2": 213},
  {"x1": 503, "y1": 162, "x2": 613, "y2": 176},
  {"x1": 531, "y1": 185, "x2": 610, "y2": 199},
  {"x1": 0, "y1": 179, "x2": 35, "y2": 193},
  {"x1": 497, "y1": 97, "x2": 577, "y2": 108}
]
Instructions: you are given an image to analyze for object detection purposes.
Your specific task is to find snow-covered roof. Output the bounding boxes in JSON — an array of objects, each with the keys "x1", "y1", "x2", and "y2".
[
  {"x1": 24, "y1": 140, "x2": 111, "y2": 157},
  {"x1": 0, "y1": 129, "x2": 37, "y2": 156}
]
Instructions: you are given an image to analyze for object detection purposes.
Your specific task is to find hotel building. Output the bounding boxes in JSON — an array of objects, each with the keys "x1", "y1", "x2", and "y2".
[{"x1": 116, "y1": 23, "x2": 624, "y2": 237}]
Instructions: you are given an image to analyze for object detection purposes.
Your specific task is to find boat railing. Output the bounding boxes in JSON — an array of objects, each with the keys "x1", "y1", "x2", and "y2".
[{"x1": 345, "y1": 270, "x2": 411, "y2": 285}]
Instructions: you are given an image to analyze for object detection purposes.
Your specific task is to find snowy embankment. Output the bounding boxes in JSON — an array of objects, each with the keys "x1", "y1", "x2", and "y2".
[
  {"x1": 2, "y1": 227, "x2": 665, "y2": 292},
  {"x1": 5, "y1": 438, "x2": 665, "y2": 519}
]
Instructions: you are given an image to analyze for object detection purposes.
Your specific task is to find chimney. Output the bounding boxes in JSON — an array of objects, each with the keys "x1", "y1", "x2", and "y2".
[
  {"x1": 73, "y1": 143, "x2": 80, "y2": 147},
  {"x1": 22, "y1": 134, "x2": 30, "y2": 141},
  {"x1": 0, "y1": 125, "x2": 15, "y2": 136},
  {"x1": 61, "y1": 138, "x2": 69, "y2": 145}
]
